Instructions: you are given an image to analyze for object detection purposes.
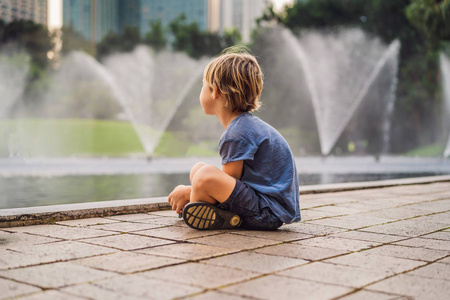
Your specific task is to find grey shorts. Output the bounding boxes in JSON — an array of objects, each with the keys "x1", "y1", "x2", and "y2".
[{"x1": 217, "y1": 179, "x2": 283, "y2": 231}]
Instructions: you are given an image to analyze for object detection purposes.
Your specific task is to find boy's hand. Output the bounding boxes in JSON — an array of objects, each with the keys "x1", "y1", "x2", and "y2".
[{"x1": 168, "y1": 185, "x2": 191, "y2": 215}]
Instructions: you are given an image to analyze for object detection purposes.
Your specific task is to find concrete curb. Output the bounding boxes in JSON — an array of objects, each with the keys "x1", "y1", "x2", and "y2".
[{"x1": 1, "y1": 175, "x2": 449, "y2": 228}]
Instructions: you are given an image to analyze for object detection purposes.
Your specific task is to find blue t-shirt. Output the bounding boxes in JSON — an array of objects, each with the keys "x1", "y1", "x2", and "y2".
[{"x1": 219, "y1": 112, "x2": 301, "y2": 223}]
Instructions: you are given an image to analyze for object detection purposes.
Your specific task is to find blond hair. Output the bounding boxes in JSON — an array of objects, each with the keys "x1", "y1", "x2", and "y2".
[{"x1": 204, "y1": 47, "x2": 263, "y2": 112}]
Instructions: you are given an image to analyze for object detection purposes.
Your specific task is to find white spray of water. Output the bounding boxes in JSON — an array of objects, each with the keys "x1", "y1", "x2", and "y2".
[
  {"x1": 0, "y1": 53, "x2": 29, "y2": 119},
  {"x1": 442, "y1": 53, "x2": 450, "y2": 158},
  {"x1": 282, "y1": 28, "x2": 400, "y2": 156}
]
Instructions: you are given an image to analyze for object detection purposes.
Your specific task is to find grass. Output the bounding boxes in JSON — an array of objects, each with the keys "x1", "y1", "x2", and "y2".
[
  {"x1": 403, "y1": 143, "x2": 445, "y2": 157},
  {"x1": 0, "y1": 118, "x2": 218, "y2": 157}
]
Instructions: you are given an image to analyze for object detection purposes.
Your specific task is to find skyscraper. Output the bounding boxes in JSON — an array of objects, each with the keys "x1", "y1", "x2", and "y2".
[
  {"x1": 140, "y1": 0, "x2": 210, "y2": 36},
  {"x1": 63, "y1": 0, "x2": 134, "y2": 42},
  {"x1": 0, "y1": 0, "x2": 48, "y2": 25},
  {"x1": 220, "y1": 0, "x2": 267, "y2": 42}
]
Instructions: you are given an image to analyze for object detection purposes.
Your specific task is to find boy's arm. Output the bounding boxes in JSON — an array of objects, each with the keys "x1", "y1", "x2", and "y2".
[{"x1": 222, "y1": 160, "x2": 243, "y2": 180}]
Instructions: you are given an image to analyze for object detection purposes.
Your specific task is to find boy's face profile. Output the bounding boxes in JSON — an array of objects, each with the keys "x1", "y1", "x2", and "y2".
[{"x1": 199, "y1": 78, "x2": 216, "y2": 115}]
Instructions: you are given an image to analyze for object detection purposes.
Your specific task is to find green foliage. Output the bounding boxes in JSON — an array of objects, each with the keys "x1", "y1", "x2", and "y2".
[
  {"x1": 144, "y1": 20, "x2": 167, "y2": 51},
  {"x1": 60, "y1": 26, "x2": 96, "y2": 57},
  {"x1": 0, "y1": 19, "x2": 53, "y2": 75},
  {"x1": 406, "y1": 0, "x2": 450, "y2": 41},
  {"x1": 169, "y1": 14, "x2": 241, "y2": 59},
  {"x1": 97, "y1": 26, "x2": 141, "y2": 60}
]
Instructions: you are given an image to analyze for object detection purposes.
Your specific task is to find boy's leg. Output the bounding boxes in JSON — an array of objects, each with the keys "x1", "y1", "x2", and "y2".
[{"x1": 189, "y1": 164, "x2": 236, "y2": 205}]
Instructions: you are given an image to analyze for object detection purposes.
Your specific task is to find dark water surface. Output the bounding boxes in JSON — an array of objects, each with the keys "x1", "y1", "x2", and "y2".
[{"x1": 1, "y1": 156, "x2": 449, "y2": 209}]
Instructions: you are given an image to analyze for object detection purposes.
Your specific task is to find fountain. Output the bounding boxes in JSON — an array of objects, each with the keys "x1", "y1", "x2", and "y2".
[
  {"x1": 281, "y1": 28, "x2": 400, "y2": 156},
  {"x1": 1, "y1": 46, "x2": 208, "y2": 157},
  {"x1": 0, "y1": 52, "x2": 29, "y2": 119},
  {"x1": 442, "y1": 53, "x2": 450, "y2": 158}
]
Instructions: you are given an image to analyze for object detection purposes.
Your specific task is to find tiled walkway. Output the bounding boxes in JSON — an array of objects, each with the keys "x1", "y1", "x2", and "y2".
[{"x1": 1, "y1": 182, "x2": 449, "y2": 299}]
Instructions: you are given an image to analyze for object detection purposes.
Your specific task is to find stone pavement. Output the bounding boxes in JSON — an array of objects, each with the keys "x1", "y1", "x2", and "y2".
[{"x1": 0, "y1": 181, "x2": 449, "y2": 299}]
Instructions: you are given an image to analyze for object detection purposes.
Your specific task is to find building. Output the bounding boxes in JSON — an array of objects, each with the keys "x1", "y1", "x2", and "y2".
[
  {"x1": 140, "y1": 0, "x2": 210, "y2": 36},
  {"x1": 140, "y1": 0, "x2": 266, "y2": 42},
  {"x1": 220, "y1": 0, "x2": 267, "y2": 42},
  {"x1": 0, "y1": 0, "x2": 47, "y2": 25},
  {"x1": 63, "y1": 0, "x2": 138, "y2": 43}
]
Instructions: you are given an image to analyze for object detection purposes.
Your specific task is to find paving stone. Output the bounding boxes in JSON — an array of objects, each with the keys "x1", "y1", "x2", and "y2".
[
  {"x1": 56, "y1": 217, "x2": 119, "y2": 227},
  {"x1": 134, "y1": 216, "x2": 187, "y2": 227},
  {"x1": 62, "y1": 283, "x2": 142, "y2": 300},
  {"x1": 0, "y1": 241, "x2": 114, "y2": 270},
  {"x1": 329, "y1": 230, "x2": 406, "y2": 243},
  {"x1": 0, "y1": 277, "x2": 41, "y2": 299},
  {"x1": 325, "y1": 252, "x2": 427, "y2": 275},
  {"x1": 300, "y1": 209, "x2": 344, "y2": 220},
  {"x1": 229, "y1": 229, "x2": 313, "y2": 242},
  {"x1": 142, "y1": 262, "x2": 259, "y2": 289},
  {"x1": 16, "y1": 290, "x2": 86, "y2": 300},
  {"x1": 89, "y1": 221, "x2": 164, "y2": 233},
  {"x1": 307, "y1": 215, "x2": 393, "y2": 230},
  {"x1": 7, "y1": 224, "x2": 115, "y2": 240},
  {"x1": 360, "y1": 218, "x2": 448, "y2": 237},
  {"x1": 134, "y1": 226, "x2": 221, "y2": 241},
  {"x1": 393, "y1": 237, "x2": 450, "y2": 251},
  {"x1": 74, "y1": 251, "x2": 184, "y2": 273},
  {"x1": 81, "y1": 233, "x2": 173, "y2": 251},
  {"x1": 362, "y1": 244, "x2": 449, "y2": 262},
  {"x1": 148, "y1": 210, "x2": 179, "y2": 217},
  {"x1": 406, "y1": 262, "x2": 450, "y2": 280},
  {"x1": 294, "y1": 236, "x2": 381, "y2": 251},
  {"x1": 338, "y1": 290, "x2": 406, "y2": 300},
  {"x1": 202, "y1": 251, "x2": 308, "y2": 273},
  {"x1": 104, "y1": 213, "x2": 159, "y2": 221},
  {"x1": 93, "y1": 273, "x2": 202, "y2": 299},
  {"x1": 190, "y1": 233, "x2": 279, "y2": 250},
  {"x1": 367, "y1": 274, "x2": 450, "y2": 299},
  {"x1": 186, "y1": 290, "x2": 248, "y2": 300},
  {"x1": 277, "y1": 261, "x2": 389, "y2": 288},
  {"x1": 437, "y1": 256, "x2": 450, "y2": 264},
  {"x1": 309, "y1": 205, "x2": 367, "y2": 215},
  {"x1": 406, "y1": 199, "x2": 450, "y2": 212},
  {"x1": 0, "y1": 262, "x2": 115, "y2": 288},
  {"x1": 282, "y1": 222, "x2": 347, "y2": 236},
  {"x1": 356, "y1": 207, "x2": 431, "y2": 220},
  {"x1": 255, "y1": 243, "x2": 348, "y2": 261},
  {"x1": 412, "y1": 212, "x2": 450, "y2": 225},
  {"x1": 0, "y1": 231, "x2": 61, "y2": 250},
  {"x1": 135, "y1": 242, "x2": 233, "y2": 260},
  {"x1": 420, "y1": 231, "x2": 450, "y2": 241},
  {"x1": 221, "y1": 274, "x2": 351, "y2": 300}
]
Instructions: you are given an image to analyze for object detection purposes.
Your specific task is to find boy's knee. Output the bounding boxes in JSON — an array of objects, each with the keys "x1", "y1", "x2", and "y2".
[
  {"x1": 191, "y1": 164, "x2": 220, "y2": 190},
  {"x1": 190, "y1": 162, "x2": 207, "y2": 183}
]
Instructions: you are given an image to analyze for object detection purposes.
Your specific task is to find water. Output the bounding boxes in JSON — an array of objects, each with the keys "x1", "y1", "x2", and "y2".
[
  {"x1": 281, "y1": 28, "x2": 400, "y2": 156},
  {"x1": 1, "y1": 156, "x2": 449, "y2": 209},
  {"x1": 442, "y1": 53, "x2": 450, "y2": 157}
]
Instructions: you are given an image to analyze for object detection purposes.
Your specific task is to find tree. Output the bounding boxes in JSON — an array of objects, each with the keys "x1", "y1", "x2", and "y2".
[
  {"x1": 406, "y1": 0, "x2": 450, "y2": 41},
  {"x1": 169, "y1": 14, "x2": 242, "y2": 59},
  {"x1": 60, "y1": 26, "x2": 96, "y2": 57},
  {"x1": 97, "y1": 27, "x2": 141, "y2": 60},
  {"x1": 144, "y1": 20, "x2": 167, "y2": 51},
  {"x1": 1, "y1": 20, "x2": 53, "y2": 71}
]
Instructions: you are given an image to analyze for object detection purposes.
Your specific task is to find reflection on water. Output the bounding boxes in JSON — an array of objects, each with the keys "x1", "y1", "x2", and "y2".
[{"x1": 0, "y1": 172, "x2": 443, "y2": 209}]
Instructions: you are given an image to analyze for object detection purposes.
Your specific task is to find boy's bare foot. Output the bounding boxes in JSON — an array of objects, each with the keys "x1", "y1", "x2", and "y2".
[{"x1": 182, "y1": 202, "x2": 242, "y2": 230}]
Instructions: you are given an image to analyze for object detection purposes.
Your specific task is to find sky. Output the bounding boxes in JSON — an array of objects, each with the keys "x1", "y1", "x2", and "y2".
[{"x1": 47, "y1": 0, "x2": 294, "y2": 30}]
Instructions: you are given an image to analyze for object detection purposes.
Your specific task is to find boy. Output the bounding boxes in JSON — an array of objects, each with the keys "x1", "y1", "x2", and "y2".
[{"x1": 168, "y1": 47, "x2": 300, "y2": 230}]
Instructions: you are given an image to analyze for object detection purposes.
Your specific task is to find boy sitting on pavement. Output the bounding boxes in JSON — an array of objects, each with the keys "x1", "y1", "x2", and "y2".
[{"x1": 168, "y1": 47, "x2": 301, "y2": 230}]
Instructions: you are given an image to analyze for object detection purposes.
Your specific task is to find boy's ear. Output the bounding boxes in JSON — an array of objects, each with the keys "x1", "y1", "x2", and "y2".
[{"x1": 212, "y1": 85, "x2": 221, "y2": 99}]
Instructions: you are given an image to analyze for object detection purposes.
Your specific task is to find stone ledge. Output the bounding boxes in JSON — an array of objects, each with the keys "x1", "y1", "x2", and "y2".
[
  {"x1": 1, "y1": 175, "x2": 449, "y2": 228},
  {"x1": 0, "y1": 197, "x2": 170, "y2": 228}
]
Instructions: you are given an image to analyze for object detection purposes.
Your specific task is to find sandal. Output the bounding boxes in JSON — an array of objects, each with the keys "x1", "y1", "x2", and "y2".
[{"x1": 182, "y1": 202, "x2": 242, "y2": 230}]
